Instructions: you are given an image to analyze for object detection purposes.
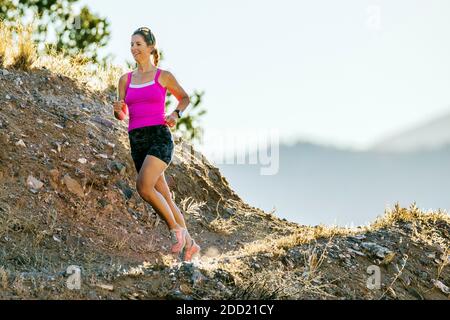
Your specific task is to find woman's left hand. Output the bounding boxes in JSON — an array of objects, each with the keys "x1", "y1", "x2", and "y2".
[{"x1": 165, "y1": 112, "x2": 178, "y2": 128}]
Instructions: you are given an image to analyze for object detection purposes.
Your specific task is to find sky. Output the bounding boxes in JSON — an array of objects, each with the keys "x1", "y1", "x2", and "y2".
[{"x1": 74, "y1": 0, "x2": 450, "y2": 157}]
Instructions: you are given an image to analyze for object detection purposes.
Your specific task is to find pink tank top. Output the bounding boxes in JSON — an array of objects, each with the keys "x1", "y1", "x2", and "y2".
[{"x1": 124, "y1": 68, "x2": 167, "y2": 132}]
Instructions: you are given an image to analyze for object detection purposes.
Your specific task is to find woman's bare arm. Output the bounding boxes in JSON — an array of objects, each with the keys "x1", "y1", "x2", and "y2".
[{"x1": 114, "y1": 74, "x2": 129, "y2": 120}]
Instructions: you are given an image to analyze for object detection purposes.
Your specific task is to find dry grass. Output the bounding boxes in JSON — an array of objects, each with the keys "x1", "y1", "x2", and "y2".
[
  {"x1": 436, "y1": 247, "x2": 449, "y2": 280},
  {"x1": 369, "y1": 202, "x2": 450, "y2": 230},
  {"x1": 10, "y1": 22, "x2": 37, "y2": 71},
  {"x1": 34, "y1": 45, "x2": 126, "y2": 92},
  {"x1": 0, "y1": 266, "x2": 8, "y2": 290},
  {"x1": 228, "y1": 241, "x2": 336, "y2": 299},
  {"x1": 212, "y1": 202, "x2": 449, "y2": 299},
  {"x1": 230, "y1": 271, "x2": 286, "y2": 299},
  {"x1": 208, "y1": 217, "x2": 237, "y2": 236},
  {"x1": 0, "y1": 19, "x2": 12, "y2": 68},
  {"x1": 180, "y1": 197, "x2": 206, "y2": 217},
  {"x1": 0, "y1": 19, "x2": 126, "y2": 92}
]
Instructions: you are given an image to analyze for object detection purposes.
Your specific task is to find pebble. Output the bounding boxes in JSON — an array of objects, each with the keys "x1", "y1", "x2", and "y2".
[
  {"x1": 361, "y1": 242, "x2": 392, "y2": 259},
  {"x1": 15, "y1": 139, "x2": 26, "y2": 147},
  {"x1": 26, "y1": 175, "x2": 44, "y2": 191}
]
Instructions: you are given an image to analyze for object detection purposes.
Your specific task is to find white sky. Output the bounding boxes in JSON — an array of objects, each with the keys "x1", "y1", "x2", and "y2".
[{"x1": 76, "y1": 0, "x2": 450, "y2": 154}]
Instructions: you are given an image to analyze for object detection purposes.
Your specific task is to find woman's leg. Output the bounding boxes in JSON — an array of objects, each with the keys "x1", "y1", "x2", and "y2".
[
  {"x1": 154, "y1": 172, "x2": 193, "y2": 247},
  {"x1": 136, "y1": 155, "x2": 181, "y2": 231}
]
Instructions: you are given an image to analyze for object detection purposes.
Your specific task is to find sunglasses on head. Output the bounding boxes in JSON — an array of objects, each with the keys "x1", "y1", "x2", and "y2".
[{"x1": 137, "y1": 27, "x2": 150, "y2": 32}]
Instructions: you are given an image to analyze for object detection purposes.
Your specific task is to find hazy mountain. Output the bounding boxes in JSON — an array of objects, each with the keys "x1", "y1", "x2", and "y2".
[
  {"x1": 370, "y1": 108, "x2": 450, "y2": 152},
  {"x1": 216, "y1": 141, "x2": 450, "y2": 226}
]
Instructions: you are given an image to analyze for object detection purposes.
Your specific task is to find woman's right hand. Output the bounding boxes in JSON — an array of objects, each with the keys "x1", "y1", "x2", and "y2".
[{"x1": 113, "y1": 100, "x2": 125, "y2": 113}]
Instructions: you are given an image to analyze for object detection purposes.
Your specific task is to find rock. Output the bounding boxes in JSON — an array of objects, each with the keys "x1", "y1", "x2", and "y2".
[
  {"x1": 108, "y1": 161, "x2": 126, "y2": 175},
  {"x1": 167, "y1": 289, "x2": 192, "y2": 300},
  {"x1": 62, "y1": 174, "x2": 84, "y2": 198},
  {"x1": 361, "y1": 242, "x2": 392, "y2": 259},
  {"x1": 91, "y1": 116, "x2": 114, "y2": 128},
  {"x1": 61, "y1": 162, "x2": 73, "y2": 168},
  {"x1": 224, "y1": 207, "x2": 236, "y2": 216},
  {"x1": 14, "y1": 77, "x2": 23, "y2": 86},
  {"x1": 1, "y1": 69, "x2": 10, "y2": 76},
  {"x1": 96, "y1": 283, "x2": 114, "y2": 291},
  {"x1": 77, "y1": 158, "x2": 87, "y2": 164},
  {"x1": 27, "y1": 175, "x2": 44, "y2": 192},
  {"x1": 191, "y1": 270, "x2": 206, "y2": 286},
  {"x1": 251, "y1": 262, "x2": 262, "y2": 271},
  {"x1": 432, "y1": 279, "x2": 450, "y2": 295},
  {"x1": 426, "y1": 252, "x2": 436, "y2": 259},
  {"x1": 347, "y1": 248, "x2": 366, "y2": 257},
  {"x1": 115, "y1": 180, "x2": 133, "y2": 200},
  {"x1": 15, "y1": 139, "x2": 26, "y2": 147}
]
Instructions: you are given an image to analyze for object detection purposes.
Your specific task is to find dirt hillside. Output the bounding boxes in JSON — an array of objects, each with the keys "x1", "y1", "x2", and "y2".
[{"x1": 0, "y1": 67, "x2": 449, "y2": 300}]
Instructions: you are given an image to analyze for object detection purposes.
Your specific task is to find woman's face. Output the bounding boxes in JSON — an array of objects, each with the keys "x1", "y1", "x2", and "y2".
[{"x1": 130, "y1": 34, "x2": 153, "y2": 63}]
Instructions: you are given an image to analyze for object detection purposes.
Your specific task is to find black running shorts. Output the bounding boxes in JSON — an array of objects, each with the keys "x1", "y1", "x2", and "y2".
[{"x1": 128, "y1": 124, "x2": 175, "y2": 173}]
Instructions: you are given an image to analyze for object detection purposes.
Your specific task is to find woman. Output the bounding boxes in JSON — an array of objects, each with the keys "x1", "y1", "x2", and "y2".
[{"x1": 113, "y1": 26, "x2": 200, "y2": 261}]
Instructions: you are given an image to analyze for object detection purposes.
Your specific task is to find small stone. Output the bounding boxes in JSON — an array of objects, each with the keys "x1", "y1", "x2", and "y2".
[
  {"x1": 431, "y1": 279, "x2": 450, "y2": 295},
  {"x1": 347, "y1": 248, "x2": 366, "y2": 257},
  {"x1": 116, "y1": 180, "x2": 134, "y2": 200},
  {"x1": 77, "y1": 158, "x2": 87, "y2": 164},
  {"x1": 62, "y1": 174, "x2": 84, "y2": 198},
  {"x1": 27, "y1": 175, "x2": 44, "y2": 191},
  {"x1": 361, "y1": 242, "x2": 392, "y2": 259},
  {"x1": 15, "y1": 139, "x2": 26, "y2": 147},
  {"x1": 426, "y1": 252, "x2": 436, "y2": 259},
  {"x1": 225, "y1": 208, "x2": 236, "y2": 216},
  {"x1": 96, "y1": 284, "x2": 114, "y2": 291},
  {"x1": 191, "y1": 270, "x2": 206, "y2": 286}
]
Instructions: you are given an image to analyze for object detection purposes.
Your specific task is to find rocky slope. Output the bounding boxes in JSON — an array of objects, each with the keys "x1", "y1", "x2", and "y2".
[{"x1": 0, "y1": 67, "x2": 449, "y2": 300}]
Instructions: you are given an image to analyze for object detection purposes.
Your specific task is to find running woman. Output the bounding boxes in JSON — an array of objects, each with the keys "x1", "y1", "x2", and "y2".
[{"x1": 113, "y1": 27, "x2": 200, "y2": 261}]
